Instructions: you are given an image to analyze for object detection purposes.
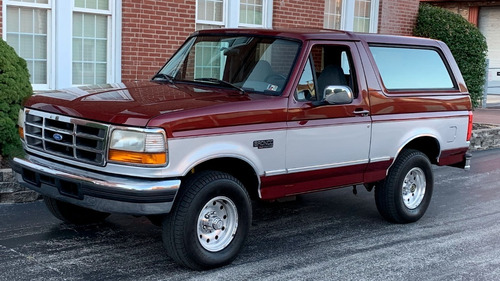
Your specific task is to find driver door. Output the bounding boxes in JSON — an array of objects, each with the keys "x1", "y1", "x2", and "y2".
[{"x1": 284, "y1": 41, "x2": 371, "y2": 194}]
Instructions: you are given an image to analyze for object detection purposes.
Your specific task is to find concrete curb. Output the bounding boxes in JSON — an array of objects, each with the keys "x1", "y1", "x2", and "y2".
[{"x1": 1, "y1": 124, "x2": 499, "y2": 204}]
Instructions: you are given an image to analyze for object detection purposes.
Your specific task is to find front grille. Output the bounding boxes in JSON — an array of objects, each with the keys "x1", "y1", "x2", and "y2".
[{"x1": 24, "y1": 110, "x2": 109, "y2": 166}]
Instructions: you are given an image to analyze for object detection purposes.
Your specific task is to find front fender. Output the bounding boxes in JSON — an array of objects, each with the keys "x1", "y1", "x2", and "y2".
[{"x1": 165, "y1": 129, "x2": 287, "y2": 178}]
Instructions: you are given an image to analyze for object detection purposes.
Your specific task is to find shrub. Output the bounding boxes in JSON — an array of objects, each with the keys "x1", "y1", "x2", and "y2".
[
  {"x1": 0, "y1": 39, "x2": 32, "y2": 159},
  {"x1": 414, "y1": 4, "x2": 488, "y2": 108}
]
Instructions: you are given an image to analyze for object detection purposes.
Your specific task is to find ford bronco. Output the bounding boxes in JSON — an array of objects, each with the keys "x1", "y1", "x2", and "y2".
[{"x1": 12, "y1": 28, "x2": 473, "y2": 270}]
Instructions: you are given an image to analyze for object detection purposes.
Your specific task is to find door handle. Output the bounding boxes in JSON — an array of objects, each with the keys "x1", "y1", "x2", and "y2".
[{"x1": 353, "y1": 109, "x2": 370, "y2": 116}]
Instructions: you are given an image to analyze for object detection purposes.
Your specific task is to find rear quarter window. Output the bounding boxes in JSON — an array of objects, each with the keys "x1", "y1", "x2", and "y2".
[{"x1": 369, "y1": 46, "x2": 456, "y2": 91}]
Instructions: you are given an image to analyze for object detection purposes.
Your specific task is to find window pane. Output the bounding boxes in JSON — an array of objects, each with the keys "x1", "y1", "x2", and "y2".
[
  {"x1": 26, "y1": 61, "x2": 34, "y2": 80},
  {"x1": 96, "y1": 40, "x2": 107, "y2": 62},
  {"x1": 96, "y1": 64, "x2": 107, "y2": 84},
  {"x1": 20, "y1": 35, "x2": 34, "y2": 59},
  {"x1": 73, "y1": 13, "x2": 83, "y2": 36},
  {"x1": 34, "y1": 35, "x2": 47, "y2": 59},
  {"x1": 98, "y1": 0, "x2": 109, "y2": 10},
  {"x1": 20, "y1": 8, "x2": 34, "y2": 33},
  {"x1": 83, "y1": 14, "x2": 96, "y2": 37},
  {"x1": 34, "y1": 9, "x2": 47, "y2": 34},
  {"x1": 96, "y1": 16, "x2": 107, "y2": 38},
  {"x1": 6, "y1": 6, "x2": 48, "y2": 85},
  {"x1": 197, "y1": 0, "x2": 224, "y2": 22},
  {"x1": 240, "y1": 0, "x2": 263, "y2": 25},
  {"x1": 73, "y1": 38, "x2": 83, "y2": 61},
  {"x1": 7, "y1": 34, "x2": 20, "y2": 53},
  {"x1": 7, "y1": 7, "x2": 19, "y2": 32},
  {"x1": 83, "y1": 39, "x2": 95, "y2": 61},
  {"x1": 370, "y1": 46, "x2": 455, "y2": 90},
  {"x1": 9, "y1": 0, "x2": 48, "y2": 3},
  {"x1": 83, "y1": 63, "x2": 95, "y2": 84},
  {"x1": 33, "y1": 61, "x2": 46, "y2": 84},
  {"x1": 354, "y1": 0, "x2": 371, "y2": 32},
  {"x1": 75, "y1": 0, "x2": 109, "y2": 10},
  {"x1": 75, "y1": 0, "x2": 85, "y2": 8},
  {"x1": 73, "y1": 12, "x2": 108, "y2": 85},
  {"x1": 86, "y1": 0, "x2": 97, "y2": 9},
  {"x1": 295, "y1": 58, "x2": 316, "y2": 101},
  {"x1": 73, "y1": 62, "x2": 83, "y2": 85},
  {"x1": 324, "y1": 0, "x2": 343, "y2": 29}
]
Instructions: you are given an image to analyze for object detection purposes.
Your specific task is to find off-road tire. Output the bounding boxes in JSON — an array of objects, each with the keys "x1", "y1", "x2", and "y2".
[
  {"x1": 162, "y1": 170, "x2": 252, "y2": 270},
  {"x1": 375, "y1": 149, "x2": 434, "y2": 223}
]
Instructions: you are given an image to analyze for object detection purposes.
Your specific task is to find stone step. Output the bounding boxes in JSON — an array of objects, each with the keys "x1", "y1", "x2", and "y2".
[{"x1": 0, "y1": 191, "x2": 41, "y2": 204}]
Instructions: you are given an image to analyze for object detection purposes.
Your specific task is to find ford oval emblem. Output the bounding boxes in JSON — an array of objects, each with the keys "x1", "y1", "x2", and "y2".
[{"x1": 53, "y1": 133, "x2": 63, "y2": 141}]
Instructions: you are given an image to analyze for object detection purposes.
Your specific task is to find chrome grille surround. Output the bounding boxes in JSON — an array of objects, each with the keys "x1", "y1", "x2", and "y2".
[{"x1": 23, "y1": 109, "x2": 110, "y2": 166}]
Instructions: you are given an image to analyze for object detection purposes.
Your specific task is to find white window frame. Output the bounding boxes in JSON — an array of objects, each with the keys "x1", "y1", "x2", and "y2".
[
  {"x1": 73, "y1": 3, "x2": 112, "y2": 86},
  {"x1": 196, "y1": 0, "x2": 273, "y2": 30},
  {"x1": 195, "y1": 0, "x2": 227, "y2": 28},
  {"x1": 3, "y1": 0, "x2": 53, "y2": 90},
  {"x1": 324, "y1": 0, "x2": 379, "y2": 33},
  {"x1": 2, "y1": 0, "x2": 121, "y2": 90}
]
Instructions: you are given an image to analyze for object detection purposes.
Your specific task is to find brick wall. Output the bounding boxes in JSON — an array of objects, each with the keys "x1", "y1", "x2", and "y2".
[
  {"x1": 121, "y1": 0, "x2": 196, "y2": 82},
  {"x1": 378, "y1": 0, "x2": 420, "y2": 35},
  {"x1": 273, "y1": 0, "x2": 325, "y2": 29}
]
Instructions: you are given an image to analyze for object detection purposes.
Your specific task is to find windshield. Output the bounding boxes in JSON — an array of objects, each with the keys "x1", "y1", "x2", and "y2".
[{"x1": 157, "y1": 35, "x2": 301, "y2": 95}]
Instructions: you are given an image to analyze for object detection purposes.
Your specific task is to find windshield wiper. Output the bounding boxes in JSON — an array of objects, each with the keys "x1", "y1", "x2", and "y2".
[
  {"x1": 194, "y1": 78, "x2": 245, "y2": 95},
  {"x1": 152, "y1": 73, "x2": 175, "y2": 83}
]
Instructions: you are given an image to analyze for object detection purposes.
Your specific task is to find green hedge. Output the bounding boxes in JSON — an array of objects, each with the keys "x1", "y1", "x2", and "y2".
[
  {"x1": 0, "y1": 39, "x2": 32, "y2": 159},
  {"x1": 414, "y1": 4, "x2": 488, "y2": 108}
]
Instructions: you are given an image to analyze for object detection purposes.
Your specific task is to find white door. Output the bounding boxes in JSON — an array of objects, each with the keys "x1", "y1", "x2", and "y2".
[{"x1": 479, "y1": 6, "x2": 500, "y2": 93}]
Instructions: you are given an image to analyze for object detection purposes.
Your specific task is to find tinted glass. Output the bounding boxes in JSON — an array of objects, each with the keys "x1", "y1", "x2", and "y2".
[
  {"x1": 159, "y1": 35, "x2": 301, "y2": 95},
  {"x1": 370, "y1": 46, "x2": 455, "y2": 90}
]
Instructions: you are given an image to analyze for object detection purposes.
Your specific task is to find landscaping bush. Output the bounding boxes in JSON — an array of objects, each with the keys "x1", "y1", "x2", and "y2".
[
  {"x1": 414, "y1": 4, "x2": 488, "y2": 108},
  {"x1": 0, "y1": 39, "x2": 32, "y2": 160}
]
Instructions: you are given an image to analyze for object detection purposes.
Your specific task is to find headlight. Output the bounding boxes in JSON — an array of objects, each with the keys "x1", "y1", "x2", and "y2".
[{"x1": 108, "y1": 128, "x2": 167, "y2": 166}]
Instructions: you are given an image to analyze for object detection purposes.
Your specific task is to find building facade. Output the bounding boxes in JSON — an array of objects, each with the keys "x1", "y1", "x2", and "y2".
[
  {"x1": 1, "y1": 0, "x2": 421, "y2": 91},
  {"x1": 422, "y1": 0, "x2": 500, "y2": 91}
]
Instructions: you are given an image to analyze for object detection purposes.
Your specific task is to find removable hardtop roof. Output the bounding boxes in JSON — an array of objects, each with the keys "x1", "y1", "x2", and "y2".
[{"x1": 193, "y1": 28, "x2": 443, "y2": 48}]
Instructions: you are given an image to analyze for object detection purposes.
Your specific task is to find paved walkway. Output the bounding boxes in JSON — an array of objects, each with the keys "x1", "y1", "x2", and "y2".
[{"x1": 476, "y1": 94, "x2": 500, "y2": 125}]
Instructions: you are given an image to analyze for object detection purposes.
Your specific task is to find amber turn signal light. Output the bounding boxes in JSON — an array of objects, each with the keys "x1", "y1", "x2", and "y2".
[
  {"x1": 108, "y1": 149, "x2": 166, "y2": 165},
  {"x1": 18, "y1": 127, "x2": 24, "y2": 140}
]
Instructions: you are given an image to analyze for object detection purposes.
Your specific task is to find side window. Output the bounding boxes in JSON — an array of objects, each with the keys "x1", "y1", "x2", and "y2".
[
  {"x1": 295, "y1": 58, "x2": 316, "y2": 101},
  {"x1": 369, "y1": 46, "x2": 455, "y2": 90},
  {"x1": 295, "y1": 44, "x2": 356, "y2": 102}
]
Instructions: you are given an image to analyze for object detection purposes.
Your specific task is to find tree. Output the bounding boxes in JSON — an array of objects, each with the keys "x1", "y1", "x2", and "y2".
[
  {"x1": 414, "y1": 4, "x2": 488, "y2": 108},
  {"x1": 0, "y1": 39, "x2": 32, "y2": 159}
]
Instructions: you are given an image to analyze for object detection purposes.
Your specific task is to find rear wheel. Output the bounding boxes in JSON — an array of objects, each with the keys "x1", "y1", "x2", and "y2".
[
  {"x1": 43, "y1": 196, "x2": 110, "y2": 224},
  {"x1": 162, "y1": 171, "x2": 252, "y2": 270},
  {"x1": 375, "y1": 149, "x2": 434, "y2": 223}
]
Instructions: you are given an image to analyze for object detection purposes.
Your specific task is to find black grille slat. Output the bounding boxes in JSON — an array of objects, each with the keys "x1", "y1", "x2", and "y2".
[
  {"x1": 45, "y1": 119, "x2": 74, "y2": 132},
  {"x1": 24, "y1": 110, "x2": 109, "y2": 166},
  {"x1": 77, "y1": 126, "x2": 105, "y2": 138},
  {"x1": 26, "y1": 114, "x2": 43, "y2": 125},
  {"x1": 25, "y1": 124, "x2": 43, "y2": 137}
]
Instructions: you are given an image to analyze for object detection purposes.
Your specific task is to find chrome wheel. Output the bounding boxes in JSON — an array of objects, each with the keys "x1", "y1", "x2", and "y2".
[
  {"x1": 402, "y1": 167, "x2": 426, "y2": 209},
  {"x1": 197, "y1": 196, "x2": 238, "y2": 252}
]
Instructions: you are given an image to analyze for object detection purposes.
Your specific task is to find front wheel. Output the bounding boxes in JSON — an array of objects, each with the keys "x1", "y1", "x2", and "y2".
[
  {"x1": 375, "y1": 149, "x2": 434, "y2": 223},
  {"x1": 162, "y1": 171, "x2": 252, "y2": 270}
]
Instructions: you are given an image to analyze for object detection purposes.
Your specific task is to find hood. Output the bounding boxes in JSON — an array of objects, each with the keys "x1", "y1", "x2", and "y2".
[{"x1": 24, "y1": 81, "x2": 251, "y2": 127}]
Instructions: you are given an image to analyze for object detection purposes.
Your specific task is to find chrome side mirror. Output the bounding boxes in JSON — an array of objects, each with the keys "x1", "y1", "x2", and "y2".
[{"x1": 324, "y1": 86, "x2": 353, "y2": 105}]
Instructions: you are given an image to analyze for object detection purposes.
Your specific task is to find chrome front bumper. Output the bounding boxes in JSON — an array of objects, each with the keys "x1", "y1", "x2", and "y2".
[{"x1": 11, "y1": 156, "x2": 181, "y2": 215}]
